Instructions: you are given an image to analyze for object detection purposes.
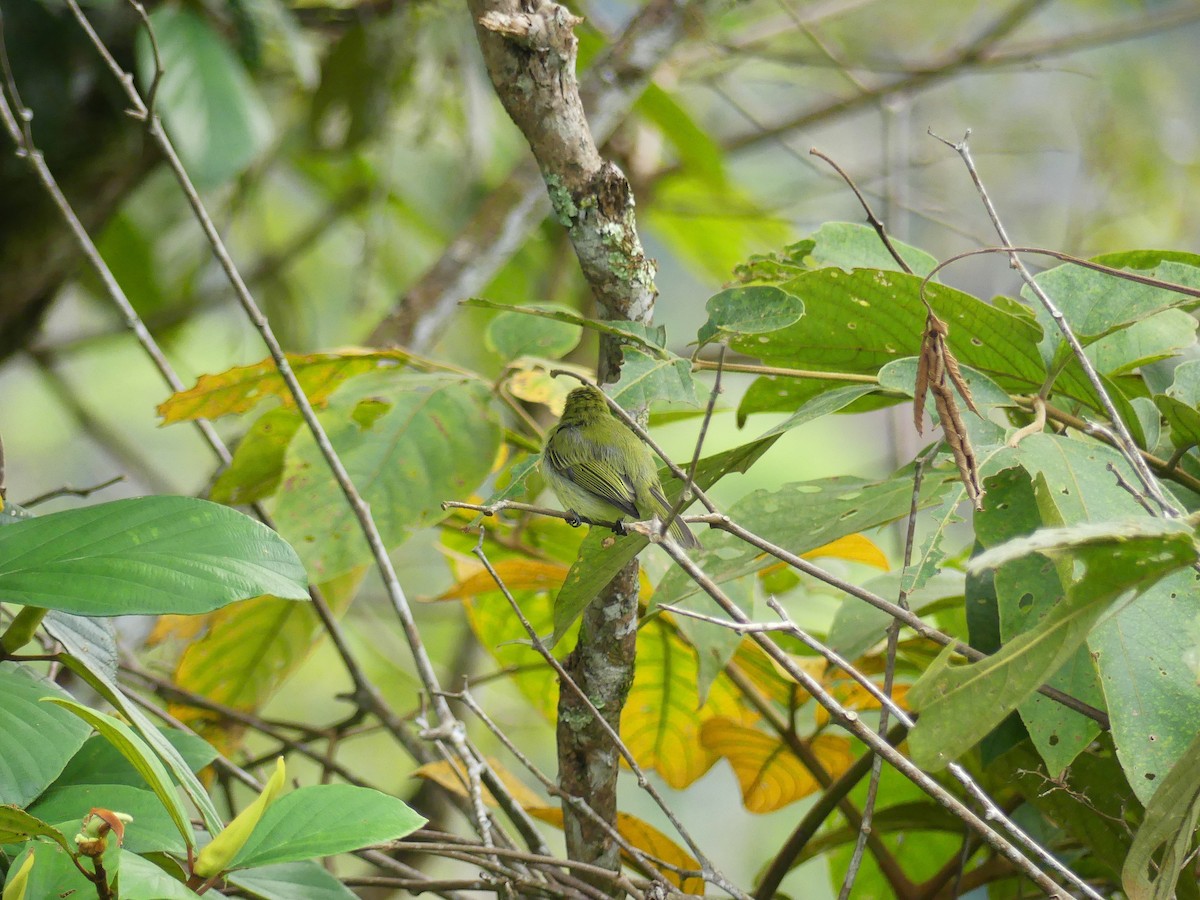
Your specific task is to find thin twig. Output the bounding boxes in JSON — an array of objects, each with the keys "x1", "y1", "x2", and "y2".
[
  {"x1": 18, "y1": 475, "x2": 125, "y2": 508},
  {"x1": 663, "y1": 344, "x2": 725, "y2": 539},
  {"x1": 809, "y1": 147, "x2": 914, "y2": 275}
]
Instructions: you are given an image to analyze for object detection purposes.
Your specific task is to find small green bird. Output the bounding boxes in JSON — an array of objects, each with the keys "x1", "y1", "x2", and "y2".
[{"x1": 541, "y1": 385, "x2": 699, "y2": 549}]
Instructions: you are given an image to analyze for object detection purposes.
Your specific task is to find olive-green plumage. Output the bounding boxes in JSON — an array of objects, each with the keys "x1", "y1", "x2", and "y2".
[{"x1": 542, "y1": 385, "x2": 699, "y2": 549}]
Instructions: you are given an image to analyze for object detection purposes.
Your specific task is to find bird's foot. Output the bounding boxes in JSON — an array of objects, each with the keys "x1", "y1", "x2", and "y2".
[{"x1": 565, "y1": 510, "x2": 583, "y2": 527}]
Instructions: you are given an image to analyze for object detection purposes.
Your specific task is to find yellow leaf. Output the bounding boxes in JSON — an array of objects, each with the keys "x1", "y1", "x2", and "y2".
[
  {"x1": 195, "y1": 757, "x2": 287, "y2": 878},
  {"x1": 803, "y1": 533, "x2": 890, "y2": 570},
  {"x1": 169, "y1": 568, "x2": 364, "y2": 752},
  {"x1": 157, "y1": 349, "x2": 410, "y2": 424},
  {"x1": 527, "y1": 807, "x2": 705, "y2": 894},
  {"x1": 146, "y1": 613, "x2": 210, "y2": 647},
  {"x1": 410, "y1": 758, "x2": 545, "y2": 810},
  {"x1": 433, "y1": 559, "x2": 569, "y2": 601},
  {"x1": 621, "y1": 619, "x2": 752, "y2": 789},
  {"x1": 2, "y1": 851, "x2": 34, "y2": 900},
  {"x1": 701, "y1": 718, "x2": 853, "y2": 813},
  {"x1": 505, "y1": 358, "x2": 593, "y2": 415}
]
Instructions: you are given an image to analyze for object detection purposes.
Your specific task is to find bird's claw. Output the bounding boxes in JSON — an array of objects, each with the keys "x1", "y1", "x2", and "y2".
[{"x1": 565, "y1": 511, "x2": 583, "y2": 528}]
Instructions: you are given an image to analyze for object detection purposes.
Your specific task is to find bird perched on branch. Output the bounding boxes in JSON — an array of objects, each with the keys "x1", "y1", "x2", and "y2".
[{"x1": 541, "y1": 385, "x2": 699, "y2": 549}]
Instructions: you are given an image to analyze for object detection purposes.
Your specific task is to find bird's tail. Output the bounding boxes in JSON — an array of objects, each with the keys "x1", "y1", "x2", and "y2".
[{"x1": 649, "y1": 486, "x2": 700, "y2": 549}]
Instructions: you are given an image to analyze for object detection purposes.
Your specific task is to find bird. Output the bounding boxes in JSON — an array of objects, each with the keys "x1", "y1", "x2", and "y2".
[{"x1": 541, "y1": 385, "x2": 700, "y2": 549}]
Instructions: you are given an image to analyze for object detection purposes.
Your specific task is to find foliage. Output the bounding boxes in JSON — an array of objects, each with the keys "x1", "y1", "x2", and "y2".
[{"x1": 6, "y1": 0, "x2": 1200, "y2": 896}]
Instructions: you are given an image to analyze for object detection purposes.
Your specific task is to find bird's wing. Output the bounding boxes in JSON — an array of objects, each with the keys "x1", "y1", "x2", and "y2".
[{"x1": 544, "y1": 442, "x2": 640, "y2": 519}]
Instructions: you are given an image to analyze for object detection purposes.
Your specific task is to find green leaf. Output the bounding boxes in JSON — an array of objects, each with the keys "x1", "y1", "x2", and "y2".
[
  {"x1": 608, "y1": 348, "x2": 699, "y2": 410},
  {"x1": 733, "y1": 269, "x2": 1046, "y2": 392},
  {"x1": 462, "y1": 299, "x2": 666, "y2": 353},
  {"x1": 113, "y1": 851, "x2": 199, "y2": 899},
  {"x1": 43, "y1": 699, "x2": 196, "y2": 849},
  {"x1": 1024, "y1": 259, "x2": 1200, "y2": 365},
  {"x1": 228, "y1": 785, "x2": 425, "y2": 870},
  {"x1": 211, "y1": 409, "x2": 304, "y2": 506},
  {"x1": 753, "y1": 384, "x2": 881, "y2": 440},
  {"x1": 908, "y1": 518, "x2": 1198, "y2": 770},
  {"x1": 273, "y1": 373, "x2": 501, "y2": 581},
  {"x1": 228, "y1": 861, "x2": 357, "y2": 900},
  {"x1": 975, "y1": 467, "x2": 1102, "y2": 775},
  {"x1": 805, "y1": 222, "x2": 938, "y2": 276},
  {"x1": 551, "y1": 437, "x2": 777, "y2": 645},
  {"x1": 29, "y1": 784, "x2": 188, "y2": 855},
  {"x1": 1086, "y1": 308, "x2": 1197, "y2": 377},
  {"x1": 1091, "y1": 567, "x2": 1200, "y2": 805},
  {"x1": 486, "y1": 303, "x2": 583, "y2": 360},
  {"x1": 736, "y1": 374, "x2": 899, "y2": 425},
  {"x1": 1123, "y1": 727, "x2": 1200, "y2": 900},
  {"x1": 696, "y1": 285, "x2": 804, "y2": 346},
  {"x1": 0, "y1": 807, "x2": 73, "y2": 852},
  {"x1": 653, "y1": 468, "x2": 955, "y2": 611},
  {"x1": 141, "y1": 7, "x2": 272, "y2": 187},
  {"x1": 0, "y1": 496, "x2": 308, "y2": 616},
  {"x1": 43, "y1": 611, "x2": 117, "y2": 683},
  {"x1": 53, "y1": 657, "x2": 223, "y2": 835},
  {"x1": 53, "y1": 729, "x2": 216, "y2": 791},
  {"x1": 2, "y1": 850, "x2": 34, "y2": 900},
  {"x1": 0, "y1": 665, "x2": 92, "y2": 806}
]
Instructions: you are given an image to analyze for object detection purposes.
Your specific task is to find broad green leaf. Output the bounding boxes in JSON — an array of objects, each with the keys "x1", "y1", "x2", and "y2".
[
  {"x1": 462, "y1": 299, "x2": 667, "y2": 352},
  {"x1": 1086, "y1": 308, "x2": 1197, "y2": 376},
  {"x1": 112, "y1": 850, "x2": 199, "y2": 899},
  {"x1": 0, "y1": 665, "x2": 92, "y2": 806},
  {"x1": 485, "y1": 303, "x2": 582, "y2": 360},
  {"x1": 1024, "y1": 259, "x2": 1200, "y2": 365},
  {"x1": 1051, "y1": 360, "x2": 1148, "y2": 447},
  {"x1": 733, "y1": 269, "x2": 1046, "y2": 392},
  {"x1": 828, "y1": 569, "x2": 964, "y2": 662},
  {"x1": 805, "y1": 222, "x2": 938, "y2": 276},
  {"x1": 53, "y1": 729, "x2": 217, "y2": 791},
  {"x1": 228, "y1": 861, "x2": 357, "y2": 900},
  {"x1": 468, "y1": 454, "x2": 539, "y2": 526},
  {"x1": 0, "y1": 497, "x2": 308, "y2": 615},
  {"x1": 228, "y1": 785, "x2": 425, "y2": 870},
  {"x1": 211, "y1": 409, "x2": 304, "y2": 505},
  {"x1": 158, "y1": 350, "x2": 411, "y2": 424},
  {"x1": 696, "y1": 285, "x2": 804, "y2": 346},
  {"x1": 551, "y1": 437, "x2": 777, "y2": 644},
  {"x1": 43, "y1": 699, "x2": 195, "y2": 849},
  {"x1": 273, "y1": 373, "x2": 501, "y2": 580},
  {"x1": 975, "y1": 467, "x2": 1102, "y2": 774},
  {"x1": 608, "y1": 348, "x2": 699, "y2": 409},
  {"x1": 1091, "y1": 250, "x2": 1200, "y2": 272},
  {"x1": 620, "y1": 620, "x2": 748, "y2": 789},
  {"x1": 141, "y1": 7, "x2": 272, "y2": 186},
  {"x1": 0, "y1": 807, "x2": 73, "y2": 852},
  {"x1": 197, "y1": 758, "x2": 287, "y2": 878},
  {"x1": 653, "y1": 468, "x2": 956, "y2": 611},
  {"x1": 1123, "y1": 727, "x2": 1200, "y2": 900},
  {"x1": 1091, "y1": 567, "x2": 1200, "y2": 805},
  {"x1": 908, "y1": 518, "x2": 1198, "y2": 770},
  {"x1": 736, "y1": 374, "x2": 898, "y2": 425},
  {"x1": 29, "y1": 784, "x2": 187, "y2": 855}
]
